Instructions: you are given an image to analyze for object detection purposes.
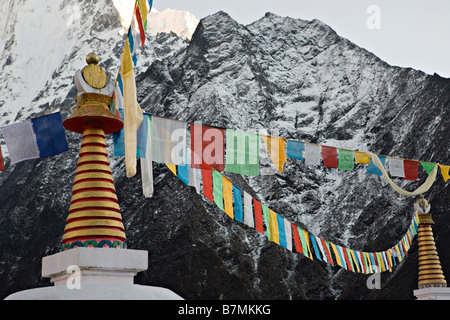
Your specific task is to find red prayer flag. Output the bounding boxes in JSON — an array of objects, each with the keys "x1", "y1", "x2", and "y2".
[
  {"x1": 190, "y1": 123, "x2": 225, "y2": 171},
  {"x1": 321, "y1": 146, "x2": 338, "y2": 168},
  {"x1": 252, "y1": 199, "x2": 264, "y2": 235},
  {"x1": 292, "y1": 223, "x2": 303, "y2": 254},
  {"x1": 320, "y1": 238, "x2": 334, "y2": 266},
  {"x1": 202, "y1": 169, "x2": 214, "y2": 202},
  {"x1": 403, "y1": 159, "x2": 419, "y2": 181},
  {"x1": 134, "y1": 5, "x2": 146, "y2": 47},
  {"x1": 341, "y1": 246, "x2": 353, "y2": 272},
  {"x1": 0, "y1": 143, "x2": 5, "y2": 171}
]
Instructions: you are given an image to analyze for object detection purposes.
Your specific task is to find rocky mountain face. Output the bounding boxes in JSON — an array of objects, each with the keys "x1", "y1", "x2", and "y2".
[{"x1": 0, "y1": 1, "x2": 449, "y2": 300}]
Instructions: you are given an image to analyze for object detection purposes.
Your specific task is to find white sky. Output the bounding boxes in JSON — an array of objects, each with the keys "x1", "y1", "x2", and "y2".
[{"x1": 154, "y1": 0, "x2": 450, "y2": 78}]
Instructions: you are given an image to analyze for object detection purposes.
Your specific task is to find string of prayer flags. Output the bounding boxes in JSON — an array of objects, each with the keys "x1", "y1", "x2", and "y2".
[
  {"x1": 225, "y1": 129, "x2": 259, "y2": 176},
  {"x1": 321, "y1": 145, "x2": 338, "y2": 168},
  {"x1": 1, "y1": 112, "x2": 68, "y2": 165},
  {"x1": 151, "y1": 116, "x2": 186, "y2": 165},
  {"x1": 261, "y1": 135, "x2": 287, "y2": 173},
  {"x1": 190, "y1": 123, "x2": 225, "y2": 171}
]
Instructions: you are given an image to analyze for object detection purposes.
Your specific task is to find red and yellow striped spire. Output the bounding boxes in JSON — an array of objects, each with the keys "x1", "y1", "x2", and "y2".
[{"x1": 61, "y1": 53, "x2": 126, "y2": 251}]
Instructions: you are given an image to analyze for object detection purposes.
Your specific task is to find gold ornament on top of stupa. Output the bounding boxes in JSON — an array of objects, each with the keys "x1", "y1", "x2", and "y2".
[
  {"x1": 63, "y1": 53, "x2": 122, "y2": 134},
  {"x1": 415, "y1": 195, "x2": 447, "y2": 288},
  {"x1": 82, "y1": 52, "x2": 108, "y2": 89}
]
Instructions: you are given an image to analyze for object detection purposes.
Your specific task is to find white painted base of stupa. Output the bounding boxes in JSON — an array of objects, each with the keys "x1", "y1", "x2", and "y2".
[
  {"x1": 414, "y1": 287, "x2": 450, "y2": 300},
  {"x1": 5, "y1": 247, "x2": 183, "y2": 300}
]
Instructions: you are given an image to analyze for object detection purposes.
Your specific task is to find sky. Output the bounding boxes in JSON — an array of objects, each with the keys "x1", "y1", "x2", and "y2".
[{"x1": 154, "y1": 0, "x2": 450, "y2": 78}]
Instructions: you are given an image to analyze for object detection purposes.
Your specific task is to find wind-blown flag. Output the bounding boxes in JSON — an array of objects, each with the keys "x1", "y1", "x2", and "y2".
[
  {"x1": 222, "y1": 175, "x2": 234, "y2": 219},
  {"x1": 1, "y1": 112, "x2": 68, "y2": 165},
  {"x1": 121, "y1": 37, "x2": 143, "y2": 177},
  {"x1": 439, "y1": 164, "x2": 450, "y2": 182},
  {"x1": 233, "y1": 185, "x2": 243, "y2": 223}
]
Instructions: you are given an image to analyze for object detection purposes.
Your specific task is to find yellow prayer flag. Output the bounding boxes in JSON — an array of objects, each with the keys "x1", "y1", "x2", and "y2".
[
  {"x1": 439, "y1": 164, "x2": 450, "y2": 182},
  {"x1": 167, "y1": 164, "x2": 176, "y2": 175},
  {"x1": 349, "y1": 250, "x2": 360, "y2": 273},
  {"x1": 137, "y1": 0, "x2": 148, "y2": 24},
  {"x1": 355, "y1": 151, "x2": 371, "y2": 164},
  {"x1": 303, "y1": 230, "x2": 313, "y2": 259},
  {"x1": 268, "y1": 209, "x2": 280, "y2": 245},
  {"x1": 261, "y1": 135, "x2": 287, "y2": 173},
  {"x1": 330, "y1": 243, "x2": 343, "y2": 267},
  {"x1": 121, "y1": 40, "x2": 144, "y2": 178},
  {"x1": 222, "y1": 176, "x2": 234, "y2": 219}
]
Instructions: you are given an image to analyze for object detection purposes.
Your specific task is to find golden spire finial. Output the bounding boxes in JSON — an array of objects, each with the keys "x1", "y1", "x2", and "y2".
[{"x1": 82, "y1": 52, "x2": 107, "y2": 89}]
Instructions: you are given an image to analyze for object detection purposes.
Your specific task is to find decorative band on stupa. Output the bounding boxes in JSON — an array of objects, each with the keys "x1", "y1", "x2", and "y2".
[
  {"x1": 416, "y1": 196, "x2": 447, "y2": 288},
  {"x1": 61, "y1": 53, "x2": 126, "y2": 251}
]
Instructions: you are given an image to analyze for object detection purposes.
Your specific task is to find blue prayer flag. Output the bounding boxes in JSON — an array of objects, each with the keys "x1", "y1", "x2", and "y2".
[
  {"x1": 31, "y1": 112, "x2": 68, "y2": 158},
  {"x1": 366, "y1": 155, "x2": 386, "y2": 175},
  {"x1": 286, "y1": 140, "x2": 304, "y2": 161},
  {"x1": 232, "y1": 185, "x2": 243, "y2": 223},
  {"x1": 277, "y1": 214, "x2": 287, "y2": 248}
]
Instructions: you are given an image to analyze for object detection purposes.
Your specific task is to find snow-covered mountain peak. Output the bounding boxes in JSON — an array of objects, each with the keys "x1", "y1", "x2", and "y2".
[{"x1": 148, "y1": 8, "x2": 199, "y2": 40}]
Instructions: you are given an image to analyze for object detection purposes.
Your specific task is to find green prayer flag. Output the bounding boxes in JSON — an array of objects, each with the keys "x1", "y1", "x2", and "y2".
[
  {"x1": 420, "y1": 161, "x2": 436, "y2": 175},
  {"x1": 261, "y1": 204, "x2": 271, "y2": 240},
  {"x1": 338, "y1": 149, "x2": 354, "y2": 171},
  {"x1": 297, "y1": 227, "x2": 310, "y2": 259},
  {"x1": 212, "y1": 170, "x2": 224, "y2": 210},
  {"x1": 225, "y1": 129, "x2": 259, "y2": 176}
]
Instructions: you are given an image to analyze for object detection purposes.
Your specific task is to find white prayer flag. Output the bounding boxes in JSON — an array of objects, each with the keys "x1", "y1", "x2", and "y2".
[
  {"x1": 304, "y1": 143, "x2": 321, "y2": 166},
  {"x1": 284, "y1": 218, "x2": 292, "y2": 251},
  {"x1": 1, "y1": 120, "x2": 40, "y2": 165},
  {"x1": 243, "y1": 191, "x2": 254, "y2": 228},
  {"x1": 140, "y1": 115, "x2": 153, "y2": 197},
  {"x1": 151, "y1": 116, "x2": 187, "y2": 165},
  {"x1": 388, "y1": 157, "x2": 405, "y2": 177}
]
